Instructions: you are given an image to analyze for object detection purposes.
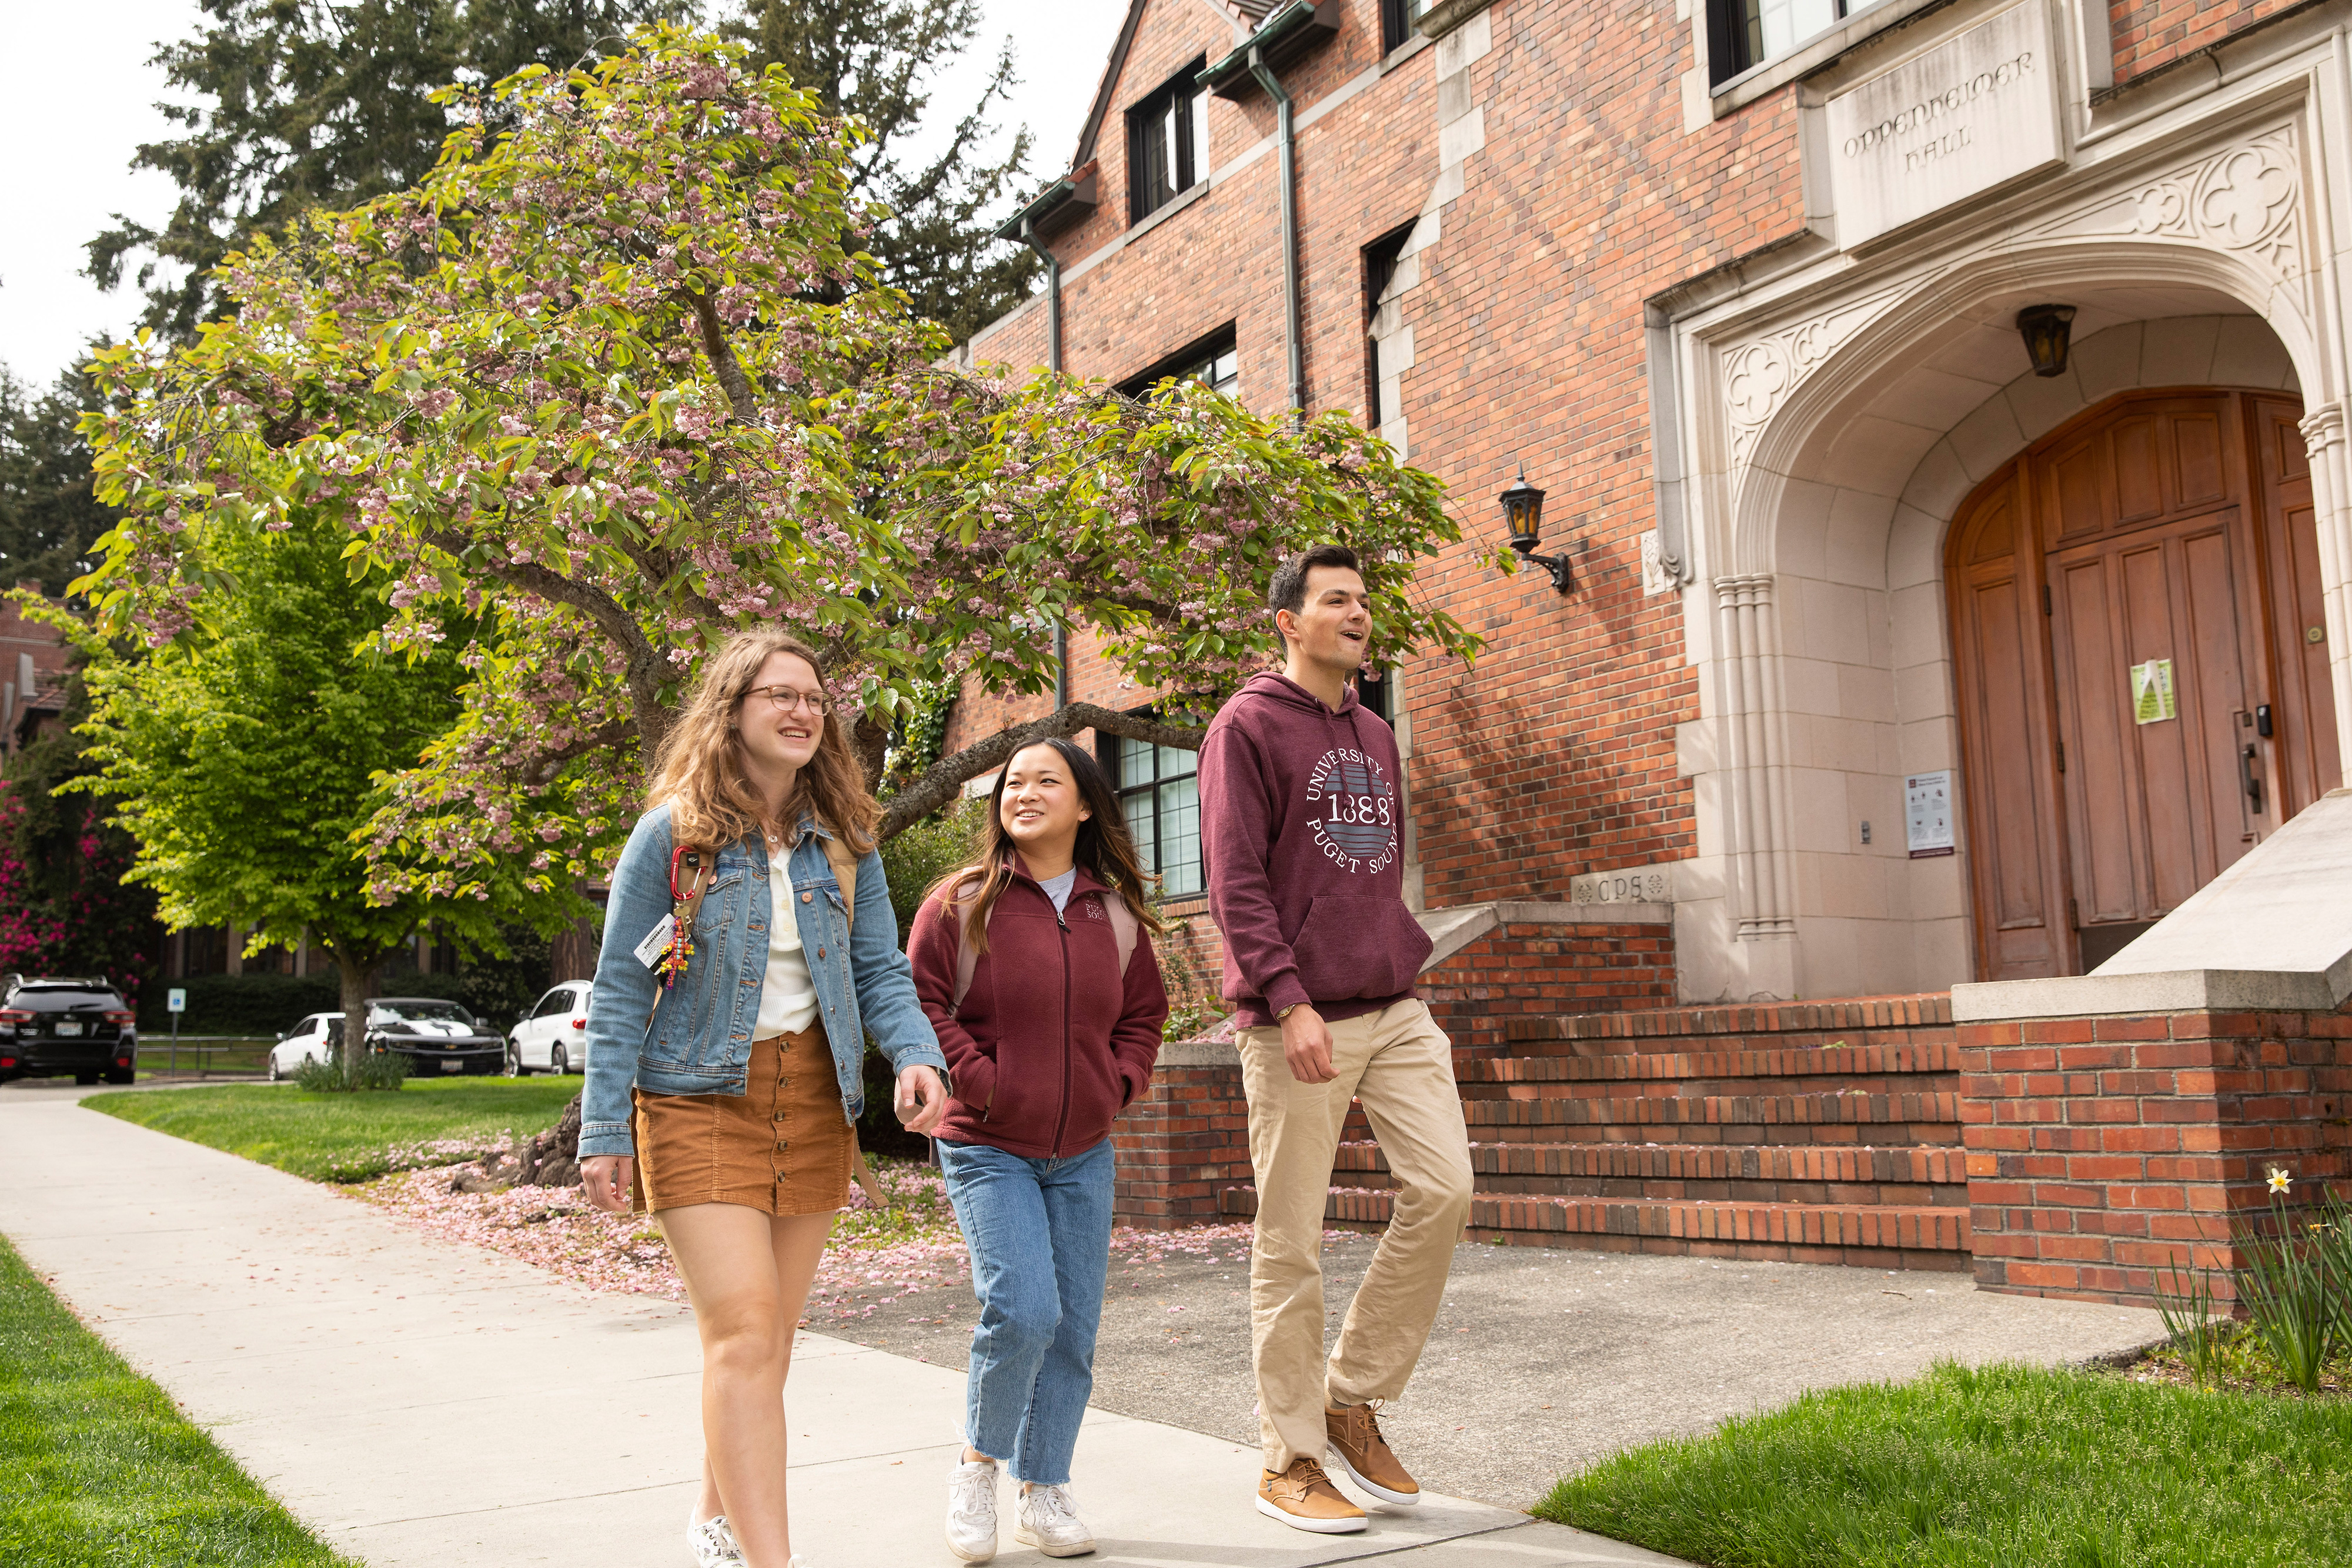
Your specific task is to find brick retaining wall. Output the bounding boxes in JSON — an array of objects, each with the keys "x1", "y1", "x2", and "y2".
[{"x1": 1960, "y1": 1007, "x2": 2352, "y2": 1304}]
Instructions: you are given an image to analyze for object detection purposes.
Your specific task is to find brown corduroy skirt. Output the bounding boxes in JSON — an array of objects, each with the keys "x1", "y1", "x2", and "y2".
[{"x1": 629, "y1": 1022, "x2": 853, "y2": 1216}]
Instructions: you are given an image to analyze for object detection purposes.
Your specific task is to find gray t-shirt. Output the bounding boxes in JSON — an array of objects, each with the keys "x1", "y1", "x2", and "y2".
[{"x1": 1038, "y1": 867, "x2": 1078, "y2": 913}]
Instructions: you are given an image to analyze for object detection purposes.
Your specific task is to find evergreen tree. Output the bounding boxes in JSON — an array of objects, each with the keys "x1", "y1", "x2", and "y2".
[
  {"x1": 724, "y1": 0, "x2": 1039, "y2": 343},
  {"x1": 87, "y1": 0, "x2": 675, "y2": 341},
  {"x1": 0, "y1": 366, "x2": 118, "y2": 597}
]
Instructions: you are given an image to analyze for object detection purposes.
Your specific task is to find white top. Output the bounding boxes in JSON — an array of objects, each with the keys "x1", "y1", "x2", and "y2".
[
  {"x1": 1038, "y1": 867, "x2": 1078, "y2": 914},
  {"x1": 756, "y1": 905, "x2": 820, "y2": 1038}
]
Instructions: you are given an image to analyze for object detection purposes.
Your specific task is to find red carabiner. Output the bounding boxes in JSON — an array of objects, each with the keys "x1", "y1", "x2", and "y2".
[{"x1": 669, "y1": 844, "x2": 701, "y2": 902}]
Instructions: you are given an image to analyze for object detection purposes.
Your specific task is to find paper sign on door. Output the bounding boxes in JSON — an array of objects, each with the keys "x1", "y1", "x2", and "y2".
[{"x1": 2130, "y1": 658, "x2": 2177, "y2": 724}]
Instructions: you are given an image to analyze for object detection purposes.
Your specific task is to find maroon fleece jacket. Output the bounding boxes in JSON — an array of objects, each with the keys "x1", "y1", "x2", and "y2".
[
  {"x1": 1198, "y1": 671, "x2": 1433, "y2": 1028},
  {"x1": 907, "y1": 859, "x2": 1168, "y2": 1159}
]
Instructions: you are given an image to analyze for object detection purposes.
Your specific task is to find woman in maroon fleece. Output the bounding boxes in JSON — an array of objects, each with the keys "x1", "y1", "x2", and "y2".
[{"x1": 908, "y1": 738, "x2": 1167, "y2": 1563}]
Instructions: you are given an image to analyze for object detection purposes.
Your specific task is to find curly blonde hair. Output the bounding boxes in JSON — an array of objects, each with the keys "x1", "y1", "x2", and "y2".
[{"x1": 644, "y1": 629, "x2": 880, "y2": 855}]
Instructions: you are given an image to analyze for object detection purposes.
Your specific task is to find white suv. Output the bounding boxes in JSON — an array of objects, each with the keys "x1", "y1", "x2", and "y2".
[
  {"x1": 509, "y1": 982, "x2": 590, "y2": 1075},
  {"x1": 269, "y1": 1013, "x2": 342, "y2": 1081}
]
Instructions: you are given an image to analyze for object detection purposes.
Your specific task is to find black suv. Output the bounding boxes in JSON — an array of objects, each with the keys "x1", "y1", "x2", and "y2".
[{"x1": 0, "y1": 975, "x2": 138, "y2": 1084}]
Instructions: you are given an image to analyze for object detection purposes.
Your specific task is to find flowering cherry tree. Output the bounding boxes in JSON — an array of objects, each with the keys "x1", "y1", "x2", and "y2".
[{"x1": 78, "y1": 25, "x2": 1485, "y2": 908}]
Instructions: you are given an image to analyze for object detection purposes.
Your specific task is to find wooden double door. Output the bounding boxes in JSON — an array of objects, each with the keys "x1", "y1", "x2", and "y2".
[{"x1": 1949, "y1": 389, "x2": 2336, "y2": 980}]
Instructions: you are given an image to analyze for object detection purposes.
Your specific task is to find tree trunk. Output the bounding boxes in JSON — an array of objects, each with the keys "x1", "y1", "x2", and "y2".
[
  {"x1": 549, "y1": 885, "x2": 600, "y2": 984},
  {"x1": 322, "y1": 940, "x2": 389, "y2": 1089}
]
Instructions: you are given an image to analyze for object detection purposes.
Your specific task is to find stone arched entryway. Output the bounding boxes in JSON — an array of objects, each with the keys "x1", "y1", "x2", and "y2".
[{"x1": 1675, "y1": 282, "x2": 2338, "y2": 1002}]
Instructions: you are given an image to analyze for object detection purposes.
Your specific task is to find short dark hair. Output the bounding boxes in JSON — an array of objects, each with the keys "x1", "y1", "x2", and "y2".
[{"x1": 1268, "y1": 543, "x2": 1362, "y2": 624}]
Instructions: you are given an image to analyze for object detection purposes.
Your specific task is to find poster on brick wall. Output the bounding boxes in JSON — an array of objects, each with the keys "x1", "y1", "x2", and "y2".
[{"x1": 1906, "y1": 771, "x2": 1955, "y2": 859}]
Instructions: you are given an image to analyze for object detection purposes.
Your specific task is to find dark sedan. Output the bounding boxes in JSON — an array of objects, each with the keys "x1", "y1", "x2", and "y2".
[
  {"x1": 0, "y1": 975, "x2": 138, "y2": 1084},
  {"x1": 366, "y1": 998, "x2": 505, "y2": 1076}
]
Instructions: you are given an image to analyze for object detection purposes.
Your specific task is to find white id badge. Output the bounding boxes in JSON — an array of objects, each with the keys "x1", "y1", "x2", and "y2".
[{"x1": 633, "y1": 913, "x2": 677, "y2": 969}]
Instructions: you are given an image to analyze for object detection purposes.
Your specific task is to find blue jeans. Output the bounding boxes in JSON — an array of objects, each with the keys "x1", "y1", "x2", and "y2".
[{"x1": 936, "y1": 1135, "x2": 1115, "y2": 1486}]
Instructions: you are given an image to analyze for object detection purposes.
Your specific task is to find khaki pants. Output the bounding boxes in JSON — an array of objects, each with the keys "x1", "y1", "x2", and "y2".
[{"x1": 1237, "y1": 998, "x2": 1473, "y2": 1473}]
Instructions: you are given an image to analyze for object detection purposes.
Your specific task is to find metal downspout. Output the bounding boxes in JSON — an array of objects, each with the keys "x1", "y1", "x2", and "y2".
[
  {"x1": 1018, "y1": 215, "x2": 1073, "y2": 708},
  {"x1": 1247, "y1": 47, "x2": 1304, "y2": 420}
]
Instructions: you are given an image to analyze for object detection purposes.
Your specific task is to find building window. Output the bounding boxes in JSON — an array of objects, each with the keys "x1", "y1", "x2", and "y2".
[
  {"x1": 1708, "y1": 0, "x2": 1887, "y2": 85},
  {"x1": 1379, "y1": 0, "x2": 1425, "y2": 55},
  {"x1": 1357, "y1": 668, "x2": 1396, "y2": 725},
  {"x1": 1361, "y1": 222, "x2": 1415, "y2": 427},
  {"x1": 1117, "y1": 325, "x2": 1239, "y2": 400},
  {"x1": 1108, "y1": 732, "x2": 1203, "y2": 898},
  {"x1": 1127, "y1": 59, "x2": 1209, "y2": 224}
]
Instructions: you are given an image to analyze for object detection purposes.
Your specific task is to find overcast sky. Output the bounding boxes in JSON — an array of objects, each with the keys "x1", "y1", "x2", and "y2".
[{"x1": 0, "y1": 2, "x2": 1130, "y2": 390}]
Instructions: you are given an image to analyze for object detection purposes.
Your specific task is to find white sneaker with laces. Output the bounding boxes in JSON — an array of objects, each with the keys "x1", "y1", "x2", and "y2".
[
  {"x1": 686, "y1": 1508, "x2": 744, "y2": 1567},
  {"x1": 1014, "y1": 1483, "x2": 1095, "y2": 1557},
  {"x1": 945, "y1": 1455, "x2": 1000, "y2": 1562}
]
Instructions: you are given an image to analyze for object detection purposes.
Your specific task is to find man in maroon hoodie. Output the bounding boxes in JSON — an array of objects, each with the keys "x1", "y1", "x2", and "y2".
[{"x1": 1198, "y1": 543, "x2": 1474, "y2": 1534}]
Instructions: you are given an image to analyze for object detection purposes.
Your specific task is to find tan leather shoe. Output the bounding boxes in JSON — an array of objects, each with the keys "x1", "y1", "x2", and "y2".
[
  {"x1": 1255, "y1": 1457, "x2": 1367, "y2": 1533},
  {"x1": 1325, "y1": 1401, "x2": 1422, "y2": 1506}
]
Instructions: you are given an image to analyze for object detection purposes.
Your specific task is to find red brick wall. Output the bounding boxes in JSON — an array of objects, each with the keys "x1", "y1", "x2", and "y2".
[
  {"x1": 1422, "y1": 920, "x2": 1675, "y2": 1054},
  {"x1": 1959, "y1": 1007, "x2": 2352, "y2": 1305},
  {"x1": 960, "y1": 0, "x2": 1807, "y2": 912},
  {"x1": 2108, "y1": 0, "x2": 2310, "y2": 82},
  {"x1": 1112, "y1": 1055, "x2": 1251, "y2": 1225}
]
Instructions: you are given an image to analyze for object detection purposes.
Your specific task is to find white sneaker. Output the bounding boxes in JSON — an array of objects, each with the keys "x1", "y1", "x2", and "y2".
[
  {"x1": 1014, "y1": 1483, "x2": 1095, "y2": 1557},
  {"x1": 686, "y1": 1509, "x2": 744, "y2": 1567},
  {"x1": 946, "y1": 1455, "x2": 999, "y2": 1562}
]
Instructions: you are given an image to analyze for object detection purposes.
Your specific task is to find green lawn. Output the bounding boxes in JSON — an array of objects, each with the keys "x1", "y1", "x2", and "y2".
[
  {"x1": 85, "y1": 1078, "x2": 583, "y2": 1182},
  {"x1": 0, "y1": 1233, "x2": 356, "y2": 1568},
  {"x1": 1536, "y1": 1359, "x2": 2352, "y2": 1567}
]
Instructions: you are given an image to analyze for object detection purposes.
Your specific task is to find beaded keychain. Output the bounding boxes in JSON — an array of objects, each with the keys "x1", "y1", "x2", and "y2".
[{"x1": 658, "y1": 844, "x2": 709, "y2": 990}]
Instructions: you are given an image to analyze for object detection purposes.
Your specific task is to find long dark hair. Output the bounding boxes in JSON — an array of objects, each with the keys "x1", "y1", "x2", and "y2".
[{"x1": 927, "y1": 737, "x2": 1164, "y2": 958}]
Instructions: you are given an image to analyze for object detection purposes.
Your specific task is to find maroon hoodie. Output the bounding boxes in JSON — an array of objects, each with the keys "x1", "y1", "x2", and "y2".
[
  {"x1": 1198, "y1": 671, "x2": 1433, "y2": 1028},
  {"x1": 908, "y1": 858, "x2": 1169, "y2": 1159}
]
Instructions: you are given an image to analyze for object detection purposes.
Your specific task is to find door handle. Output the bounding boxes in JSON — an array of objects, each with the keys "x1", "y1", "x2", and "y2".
[{"x1": 2240, "y1": 743, "x2": 2264, "y2": 815}]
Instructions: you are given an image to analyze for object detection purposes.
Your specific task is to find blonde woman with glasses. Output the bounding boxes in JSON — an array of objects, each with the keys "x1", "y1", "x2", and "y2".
[{"x1": 580, "y1": 630, "x2": 950, "y2": 1568}]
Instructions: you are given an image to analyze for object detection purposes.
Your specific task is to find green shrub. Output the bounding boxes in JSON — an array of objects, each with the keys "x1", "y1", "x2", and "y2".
[
  {"x1": 878, "y1": 797, "x2": 984, "y2": 941},
  {"x1": 293, "y1": 1047, "x2": 409, "y2": 1093},
  {"x1": 139, "y1": 972, "x2": 340, "y2": 1035}
]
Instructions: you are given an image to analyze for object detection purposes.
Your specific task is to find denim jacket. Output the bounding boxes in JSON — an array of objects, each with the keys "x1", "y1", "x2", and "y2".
[{"x1": 579, "y1": 803, "x2": 946, "y2": 1162}]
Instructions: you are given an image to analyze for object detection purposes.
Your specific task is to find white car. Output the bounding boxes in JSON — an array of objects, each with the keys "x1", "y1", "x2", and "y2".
[
  {"x1": 268, "y1": 1013, "x2": 342, "y2": 1081},
  {"x1": 509, "y1": 982, "x2": 590, "y2": 1075}
]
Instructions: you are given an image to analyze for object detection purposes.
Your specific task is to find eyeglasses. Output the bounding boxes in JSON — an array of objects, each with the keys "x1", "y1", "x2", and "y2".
[{"x1": 743, "y1": 684, "x2": 828, "y2": 716}]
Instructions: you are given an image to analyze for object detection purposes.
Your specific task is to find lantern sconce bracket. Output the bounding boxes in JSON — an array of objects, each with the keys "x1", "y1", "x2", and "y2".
[{"x1": 1496, "y1": 464, "x2": 1573, "y2": 593}]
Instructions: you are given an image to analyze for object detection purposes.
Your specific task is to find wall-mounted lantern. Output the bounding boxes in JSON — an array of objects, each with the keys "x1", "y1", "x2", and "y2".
[
  {"x1": 1498, "y1": 464, "x2": 1572, "y2": 593},
  {"x1": 2017, "y1": 304, "x2": 2077, "y2": 378}
]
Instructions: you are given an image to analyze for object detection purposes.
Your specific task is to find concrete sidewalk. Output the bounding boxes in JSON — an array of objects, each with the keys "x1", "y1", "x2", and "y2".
[{"x1": 0, "y1": 1086, "x2": 1685, "y2": 1568}]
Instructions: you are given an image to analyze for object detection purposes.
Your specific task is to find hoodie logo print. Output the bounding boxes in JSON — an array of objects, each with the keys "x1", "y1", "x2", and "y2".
[{"x1": 1305, "y1": 747, "x2": 1397, "y2": 874}]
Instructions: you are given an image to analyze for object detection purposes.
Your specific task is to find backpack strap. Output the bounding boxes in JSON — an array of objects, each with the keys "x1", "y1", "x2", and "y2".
[
  {"x1": 1103, "y1": 892, "x2": 1140, "y2": 981},
  {"x1": 947, "y1": 875, "x2": 986, "y2": 1011},
  {"x1": 808, "y1": 828, "x2": 858, "y2": 931}
]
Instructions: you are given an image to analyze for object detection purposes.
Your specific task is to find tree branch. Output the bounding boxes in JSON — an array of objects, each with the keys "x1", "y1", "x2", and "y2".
[
  {"x1": 876, "y1": 701, "x2": 1205, "y2": 843},
  {"x1": 422, "y1": 529, "x2": 676, "y2": 765},
  {"x1": 681, "y1": 286, "x2": 758, "y2": 422},
  {"x1": 523, "y1": 719, "x2": 641, "y2": 783}
]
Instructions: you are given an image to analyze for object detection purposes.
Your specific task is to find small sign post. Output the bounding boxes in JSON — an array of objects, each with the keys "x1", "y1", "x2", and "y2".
[{"x1": 167, "y1": 987, "x2": 185, "y2": 1075}]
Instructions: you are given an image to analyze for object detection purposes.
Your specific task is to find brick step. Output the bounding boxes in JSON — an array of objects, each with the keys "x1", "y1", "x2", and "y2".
[
  {"x1": 1461, "y1": 1089, "x2": 1962, "y2": 1138},
  {"x1": 1330, "y1": 1139, "x2": 1968, "y2": 1205},
  {"x1": 1217, "y1": 1183, "x2": 1972, "y2": 1268},
  {"x1": 1458, "y1": 1041, "x2": 1959, "y2": 1094},
  {"x1": 1499, "y1": 993, "x2": 1954, "y2": 1059}
]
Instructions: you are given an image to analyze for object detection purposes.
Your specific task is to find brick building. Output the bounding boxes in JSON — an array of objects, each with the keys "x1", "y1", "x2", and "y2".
[{"x1": 948, "y1": 0, "x2": 2352, "y2": 1302}]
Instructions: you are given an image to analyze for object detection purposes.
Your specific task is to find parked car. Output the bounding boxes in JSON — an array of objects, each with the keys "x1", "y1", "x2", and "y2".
[
  {"x1": 507, "y1": 981, "x2": 591, "y2": 1076},
  {"x1": 268, "y1": 1013, "x2": 343, "y2": 1081},
  {"x1": 366, "y1": 998, "x2": 504, "y2": 1076},
  {"x1": 0, "y1": 974, "x2": 138, "y2": 1085}
]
